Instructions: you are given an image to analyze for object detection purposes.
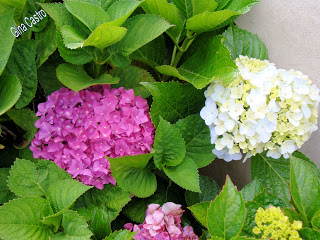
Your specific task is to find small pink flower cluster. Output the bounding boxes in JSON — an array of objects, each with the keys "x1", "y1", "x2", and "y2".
[
  {"x1": 124, "y1": 202, "x2": 199, "y2": 240},
  {"x1": 30, "y1": 85, "x2": 154, "y2": 189}
]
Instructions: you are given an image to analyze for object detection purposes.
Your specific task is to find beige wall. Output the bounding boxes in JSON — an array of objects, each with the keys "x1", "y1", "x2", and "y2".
[{"x1": 201, "y1": 1, "x2": 320, "y2": 188}]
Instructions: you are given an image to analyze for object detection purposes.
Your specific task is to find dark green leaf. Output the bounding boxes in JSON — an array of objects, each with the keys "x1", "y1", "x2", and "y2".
[
  {"x1": 222, "y1": 25, "x2": 268, "y2": 60},
  {"x1": 141, "y1": 81, "x2": 205, "y2": 126},
  {"x1": 175, "y1": 114, "x2": 215, "y2": 168},
  {"x1": 5, "y1": 40, "x2": 37, "y2": 109},
  {"x1": 241, "y1": 200, "x2": 261, "y2": 237},
  {"x1": 0, "y1": 168, "x2": 15, "y2": 204},
  {"x1": 164, "y1": 156, "x2": 200, "y2": 192},
  {"x1": 153, "y1": 117, "x2": 186, "y2": 169},
  {"x1": 240, "y1": 179, "x2": 264, "y2": 202},
  {"x1": 185, "y1": 175, "x2": 220, "y2": 206},
  {"x1": 292, "y1": 151, "x2": 320, "y2": 179},
  {"x1": 299, "y1": 228, "x2": 320, "y2": 239},
  {"x1": 189, "y1": 201, "x2": 210, "y2": 228},
  {"x1": 156, "y1": 36, "x2": 238, "y2": 89},
  {"x1": 253, "y1": 189, "x2": 287, "y2": 208},
  {"x1": 38, "y1": 61, "x2": 64, "y2": 95}
]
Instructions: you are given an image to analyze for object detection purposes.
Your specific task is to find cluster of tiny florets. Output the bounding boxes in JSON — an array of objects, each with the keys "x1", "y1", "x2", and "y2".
[
  {"x1": 124, "y1": 202, "x2": 198, "y2": 240},
  {"x1": 30, "y1": 85, "x2": 155, "y2": 189},
  {"x1": 253, "y1": 206, "x2": 302, "y2": 240},
  {"x1": 200, "y1": 56, "x2": 320, "y2": 162}
]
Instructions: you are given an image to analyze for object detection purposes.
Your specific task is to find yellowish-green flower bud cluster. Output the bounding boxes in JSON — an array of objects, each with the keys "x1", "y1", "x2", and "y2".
[
  {"x1": 253, "y1": 206, "x2": 302, "y2": 240},
  {"x1": 200, "y1": 56, "x2": 320, "y2": 162}
]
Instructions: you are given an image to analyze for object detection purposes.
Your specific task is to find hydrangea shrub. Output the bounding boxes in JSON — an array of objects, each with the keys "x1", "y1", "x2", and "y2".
[{"x1": 30, "y1": 85, "x2": 155, "y2": 189}]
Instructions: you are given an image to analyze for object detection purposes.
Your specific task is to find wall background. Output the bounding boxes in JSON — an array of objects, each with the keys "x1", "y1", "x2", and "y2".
[{"x1": 201, "y1": 0, "x2": 320, "y2": 189}]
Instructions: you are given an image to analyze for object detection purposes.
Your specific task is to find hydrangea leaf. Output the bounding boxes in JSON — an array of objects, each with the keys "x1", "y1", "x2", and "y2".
[
  {"x1": 83, "y1": 25, "x2": 127, "y2": 49},
  {"x1": 207, "y1": 176, "x2": 245, "y2": 239},
  {"x1": 61, "y1": 25, "x2": 87, "y2": 49},
  {"x1": 108, "y1": 154, "x2": 157, "y2": 198},
  {"x1": 0, "y1": 10, "x2": 15, "y2": 76},
  {"x1": 283, "y1": 208, "x2": 304, "y2": 225},
  {"x1": 6, "y1": 109, "x2": 39, "y2": 148},
  {"x1": 163, "y1": 156, "x2": 200, "y2": 192},
  {"x1": 170, "y1": 0, "x2": 193, "y2": 19},
  {"x1": 0, "y1": 75, "x2": 22, "y2": 116},
  {"x1": 292, "y1": 151, "x2": 320, "y2": 179},
  {"x1": 253, "y1": 189, "x2": 287, "y2": 209},
  {"x1": 21, "y1": 0, "x2": 48, "y2": 33},
  {"x1": 185, "y1": 175, "x2": 220, "y2": 206},
  {"x1": 108, "y1": 14, "x2": 172, "y2": 67},
  {"x1": 141, "y1": 0, "x2": 184, "y2": 43},
  {"x1": 251, "y1": 153, "x2": 290, "y2": 206},
  {"x1": 299, "y1": 228, "x2": 320, "y2": 239},
  {"x1": 240, "y1": 179, "x2": 264, "y2": 202},
  {"x1": 104, "y1": 230, "x2": 136, "y2": 240},
  {"x1": 0, "y1": 197, "x2": 54, "y2": 240},
  {"x1": 5, "y1": 40, "x2": 37, "y2": 109},
  {"x1": 41, "y1": 211, "x2": 63, "y2": 233},
  {"x1": 224, "y1": 0, "x2": 259, "y2": 15},
  {"x1": 38, "y1": 62, "x2": 64, "y2": 96},
  {"x1": 85, "y1": 207, "x2": 112, "y2": 239},
  {"x1": 290, "y1": 155, "x2": 320, "y2": 225},
  {"x1": 0, "y1": 0, "x2": 27, "y2": 20},
  {"x1": 0, "y1": 168, "x2": 16, "y2": 204},
  {"x1": 56, "y1": 63, "x2": 120, "y2": 92},
  {"x1": 130, "y1": 35, "x2": 166, "y2": 68},
  {"x1": 7, "y1": 159, "x2": 72, "y2": 198},
  {"x1": 215, "y1": 0, "x2": 231, "y2": 11},
  {"x1": 175, "y1": 114, "x2": 215, "y2": 168},
  {"x1": 110, "y1": 65, "x2": 156, "y2": 98},
  {"x1": 186, "y1": 10, "x2": 238, "y2": 33},
  {"x1": 64, "y1": 0, "x2": 108, "y2": 31},
  {"x1": 192, "y1": 0, "x2": 218, "y2": 16},
  {"x1": 105, "y1": 0, "x2": 143, "y2": 27},
  {"x1": 47, "y1": 179, "x2": 92, "y2": 213},
  {"x1": 188, "y1": 201, "x2": 210, "y2": 228},
  {"x1": 35, "y1": 18, "x2": 57, "y2": 68},
  {"x1": 78, "y1": 0, "x2": 117, "y2": 11},
  {"x1": 156, "y1": 36, "x2": 238, "y2": 89},
  {"x1": 153, "y1": 118, "x2": 186, "y2": 169},
  {"x1": 52, "y1": 210, "x2": 93, "y2": 240},
  {"x1": 312, "y1": 210, "x2": 320, "y2": 231},
  {"x1": 222, "y1": 25, "x2": 268, "y2": 60},
  {"x1": 241, "y1": 200, "x2": 261, "y2": 237},
  {"x1": 141, "y1": 82, "x2": 205, "y2": 126}
]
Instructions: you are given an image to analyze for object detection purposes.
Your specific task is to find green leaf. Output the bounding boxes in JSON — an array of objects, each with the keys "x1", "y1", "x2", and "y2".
[
  {"x1": 192, "y1": 0, "x2": 218, "y2": 15},
  {"x1": 153, "y1": 118, "x2": 186, "y2": 169},
  {"x1": 0, "y1": 0, "x2": 27, "y2": 20},
  {"x1": 56, "y1": 63, "x2": 119, "y2": 92},
  {"x1": 19, "y1": 145, "x2": 38, "y2": 163},
  {"x1": 299, "y1": 228, "x2": 320, "y2": 239},
  {"x1": 292, "y1": 151, "x2": 320, "y2": 179},
  {"x1": 141, "y1": 82, "x2": 205, "y2": 126},
  {"x1": 35, "y1": 18, "x2": 57, "y2": 68},
  {"x1": 241, "y1": 200, "x2": 261, "y2": 237},
  {"x1": 130, "y1": 35, "x2": 165, "y2": 67},
  {"x1": 156, "y1": 36, "x2": 238, "y2": 89},
  {"x1": 186, "y1": 10, "x2": 238, "y2": 33},
  {"x1": 175, "y1": 114, "x2": 215, "y2": 168},
  {"x1": 189, "y1": 201, "x2": 210, "y2": 228},
  {"x1": 141, "y1": 0, "x2": 183, "y2": 43},
  {"x1": 207, "y1": 176, "x2": 245, "y2": 240},
  {"x1": 215, "y1": 0, "x2": 231, "y2": 11},
  {"x1": 104, "y1": 230, "x2": 136, "y2": 240},
  {"x1": 105, "y1": 0, "x2": 142, "y2": 27},
  {"x1": 61, "y1": 25, "x2": 87, "y2": 49},
  {"x1": 6, "y1": 109, "x2": 39, "y2": 148},
  {"x1": 53, "y1": 210, "x2": 93, "y2": 240},
  {"x1": 224, "y1": 0, "x2": 259, "y2": 15},
  {"x1": 170, "y1": 0, "x2": 193, "y2": 19},
  {"x1": 47, "y1": 179, "x2": 92, "y2": 213},
  {"x1": 164, "y1": 156, "x2": 200, "y2": 192},
  {"x1": 0, "y1": 10, "x2": 15, "y2": 76},
  {"x1": 83, "y1": 25, "x2": 127, "y2": 49},
  {"x1": 0, "y1": 197, "x2": 53, "y2": 240},
  {"x1": 312, "y1": 209, "x2": 320, "y2": 231},
  {"x1": 38, "y1": 61, "x2": 64, "y2": 95},
  {"x1": 253, "y1": 189, "x2": 287, "y2": 209},
  {"x1": 290, "y1": 155, "x2": 320, "y2": 224},
  {"x1": 240, "y1": 179, "x2": 264, "y2": 202},
  {"x1": 222, "y1": 25, "x2": 268, "y2": 60},
  {"x1": 108, "y1": 154, "x2": 157, "y2": 197},
  {"x1": 78, "y1": 0, "x2": 117, "y2": 11},
  {"x1": 0, "y1": 168, "x2": 15, "y2": 204},
  {"x1": 251, "y1": 152, "x2": 290, "y2": 205},
  {"x1": 65, "y1": 0, "x2": 108, "y2": 31},
  {"x1": 5, "y1": 40, "x2": 37, "y2": 109},
  {"x1": 110, "y1": 65, "x2": 155, "y2": 98},
  {"x1": 284, "y1": 208, "x2": 305, "y2": 225},
  {"x1": 185, "y1": 175, "x2": 220, "y2": 206},
  {"x1": 108, "y1": 14, "x2": 172, "y2": 67},
  {"x1": 0, "y1": 75, "x2": 22, "y2": 116},
  {"x1": 22, "y1": 0, "x2": 48, "y2": 33},
  {"x1": 7, "y1": 159, "x2": 72, "y2": 198}
]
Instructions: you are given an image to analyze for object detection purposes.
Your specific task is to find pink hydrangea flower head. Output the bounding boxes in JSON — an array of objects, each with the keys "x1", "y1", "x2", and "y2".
[
  {"x1": 125, "y1": 202, "x2": 199, "y2": 240},
  {"x1": 30, "y1": 85, "x2": 155, "y2": 189}
]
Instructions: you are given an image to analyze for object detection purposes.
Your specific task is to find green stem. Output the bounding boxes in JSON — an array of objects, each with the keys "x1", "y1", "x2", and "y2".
[
  {"x1": 171, "y1": 35, "x2": 195, "y2": 68},
  {"x1": 94, "y1": 63, "x2": 101, "y2": 78}
]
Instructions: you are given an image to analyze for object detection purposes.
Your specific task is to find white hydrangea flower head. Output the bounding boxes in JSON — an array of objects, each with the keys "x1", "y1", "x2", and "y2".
[{"x1": 200, "y1": 56, "x2": 320, "y2": 162}]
